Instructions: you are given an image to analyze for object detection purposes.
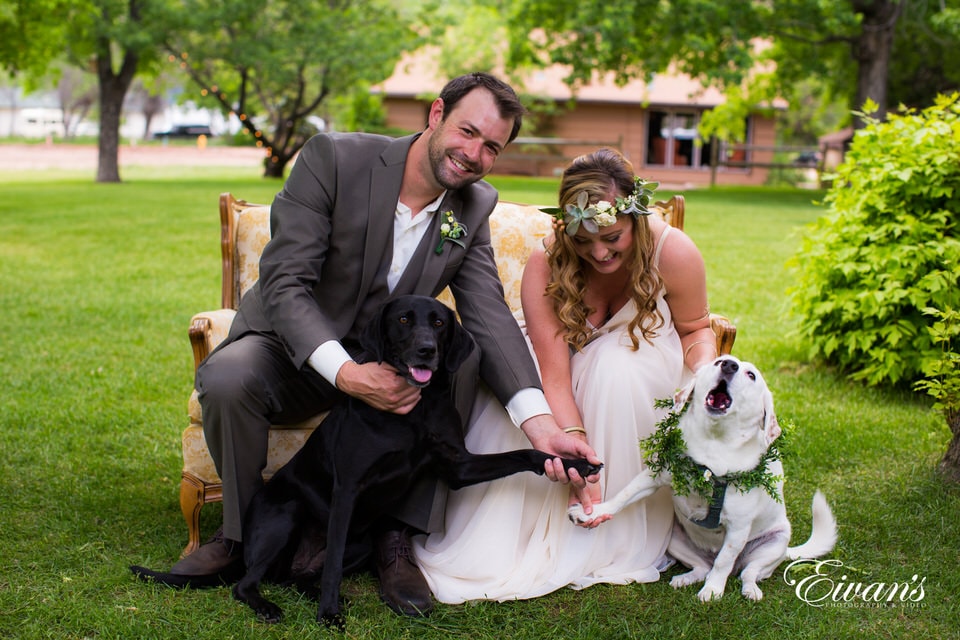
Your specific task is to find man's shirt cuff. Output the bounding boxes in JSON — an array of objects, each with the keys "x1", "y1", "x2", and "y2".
[
  {"x1": 307, "y1": 340, "x2": 353, "y2": 386},
  {"x1": 505, "y1": 387, "x2": 552, "y2": 427}
]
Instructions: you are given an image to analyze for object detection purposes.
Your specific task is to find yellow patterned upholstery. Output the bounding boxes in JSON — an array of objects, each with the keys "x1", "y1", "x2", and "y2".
[
  {"x1": 436, "y1": 201, "x2": 553, "y2": 312},
  {"x1": 178, "y1": 192, "x2": 734, "y2": 557}
]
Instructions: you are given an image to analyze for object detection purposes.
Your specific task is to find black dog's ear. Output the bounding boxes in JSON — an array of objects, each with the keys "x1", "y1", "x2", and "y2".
[
  {"x1": 443, "y1": 308, "x2": 476, "y2": 373},
  {"x1": 359, "y1": 304, "x2": 388, "y2": 363}
]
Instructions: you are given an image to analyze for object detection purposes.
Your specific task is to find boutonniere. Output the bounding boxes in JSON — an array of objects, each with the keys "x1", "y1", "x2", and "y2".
[{"x1": 434, "y1": 210, "x2": 468, "y2": 254}]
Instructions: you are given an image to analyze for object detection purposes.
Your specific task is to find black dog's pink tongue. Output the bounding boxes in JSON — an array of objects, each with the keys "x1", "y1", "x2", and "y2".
[{"x1": 409, "y1": 367, "x2": 433, "y2": 384}]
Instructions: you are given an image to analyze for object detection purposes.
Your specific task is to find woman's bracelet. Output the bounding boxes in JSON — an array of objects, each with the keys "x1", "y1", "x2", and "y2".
[
  {"x1": 683, "y1": 339, "x2": 717, "y2": 361},
  {"x1": 563, "y1": 426, "x2": 588, "y2": 436}
]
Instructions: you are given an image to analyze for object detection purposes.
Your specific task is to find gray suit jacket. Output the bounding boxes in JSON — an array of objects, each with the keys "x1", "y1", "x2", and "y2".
[{"x1": 229, "y1": 131, "x2": 541, "y2": 404}]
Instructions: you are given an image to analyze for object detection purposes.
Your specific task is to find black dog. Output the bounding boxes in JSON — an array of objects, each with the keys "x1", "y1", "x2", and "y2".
[{"x1": 133, "y1": 295, "x2": 601, "y2": 629}]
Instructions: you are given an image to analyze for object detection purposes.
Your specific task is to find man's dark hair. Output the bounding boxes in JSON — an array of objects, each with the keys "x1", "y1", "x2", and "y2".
[{"x1": 438, "y1": 72, "x2": 525, "y2": 143}]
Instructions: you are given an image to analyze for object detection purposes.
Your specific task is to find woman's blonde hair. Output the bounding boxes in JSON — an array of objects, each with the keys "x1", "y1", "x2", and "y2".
[{"x1": 546, "y1": 148, "x2": 664, "y2": 351}]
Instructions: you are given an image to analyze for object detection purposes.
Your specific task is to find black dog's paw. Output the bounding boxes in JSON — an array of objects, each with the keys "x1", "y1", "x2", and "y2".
[
  {"x1": 563, "y1": 459, "x2": 604, "y2": 478},
  {"x1": 255, "y1": 603, "x2": 283, "y2": 624},
  {"x1": 242, "y1": 596, "x2": 284, "y2": 624},
  {"x1": 318, "y1": 608, "x2": 346, "y2": 631},
  {"x1": 233, "y1": 583, "x2": 284, "y2": 623}
]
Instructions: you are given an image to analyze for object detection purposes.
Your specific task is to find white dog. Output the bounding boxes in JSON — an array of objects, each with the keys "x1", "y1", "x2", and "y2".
[{"x1": 569, "y1": 355, "x2": 837, "y2": 602}]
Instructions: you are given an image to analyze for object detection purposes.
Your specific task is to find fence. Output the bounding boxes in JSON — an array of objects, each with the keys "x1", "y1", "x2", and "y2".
[{"x1": 712, "y1": 142, "x2": 822, "y2": 186}]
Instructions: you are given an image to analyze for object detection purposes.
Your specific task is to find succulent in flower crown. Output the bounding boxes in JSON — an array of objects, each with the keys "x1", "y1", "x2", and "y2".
[{"x1": 540, "y1": 176, "x2": 659, "y2": 236}]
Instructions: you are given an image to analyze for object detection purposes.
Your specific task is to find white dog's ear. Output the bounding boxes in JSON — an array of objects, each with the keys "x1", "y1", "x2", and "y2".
[
  {"x1": 763, "y1": 390, "x2": 781, "y2": 445},
  {"x1": 673, "y1": 379, "x2": 696, "y2": 412}
]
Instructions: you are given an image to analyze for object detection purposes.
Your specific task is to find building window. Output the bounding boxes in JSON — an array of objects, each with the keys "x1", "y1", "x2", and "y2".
[{"x1": 646, "y1": 110, "x2": 718, "y2": 169}]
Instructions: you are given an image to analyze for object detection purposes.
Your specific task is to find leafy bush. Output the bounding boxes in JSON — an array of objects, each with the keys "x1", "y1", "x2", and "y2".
[
  {"x1": 915, "y1": 307, "x2": 960, "y2": 479},
  {"x1": 788, "y1": 94, "x2": 960, "y2": 386}
]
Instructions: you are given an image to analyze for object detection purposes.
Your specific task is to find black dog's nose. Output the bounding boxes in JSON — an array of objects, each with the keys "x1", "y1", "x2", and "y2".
[
  {"x1": 720, "y1": 359, "x2": 739, "y2": 375},
  {"x1": 417, "y1": 345, "x2": 437, "y2": 358}
]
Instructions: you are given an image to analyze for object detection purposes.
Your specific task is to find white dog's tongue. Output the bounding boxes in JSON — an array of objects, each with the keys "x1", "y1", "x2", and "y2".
[{"x1": 409, "y1": 367, "x2": 433, "y2": 384}]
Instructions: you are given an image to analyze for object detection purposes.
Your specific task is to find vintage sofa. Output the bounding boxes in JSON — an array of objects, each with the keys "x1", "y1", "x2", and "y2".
[{"x1": 178, "y1": 192, "x2": 737, "y2": 557}]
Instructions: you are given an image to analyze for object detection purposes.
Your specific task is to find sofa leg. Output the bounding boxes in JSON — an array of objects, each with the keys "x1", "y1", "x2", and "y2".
[
  {"x1": 179, "y1": 472, "x2": 223, "y2": 558},
  {"x1": 179, "y1": 474, "x2": 204, "y2": 558}
]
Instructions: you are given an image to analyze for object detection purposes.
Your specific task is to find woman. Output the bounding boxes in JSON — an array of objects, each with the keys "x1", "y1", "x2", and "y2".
[{"x1": 413, "y1": 148, "x2": 718, "y2": 602}]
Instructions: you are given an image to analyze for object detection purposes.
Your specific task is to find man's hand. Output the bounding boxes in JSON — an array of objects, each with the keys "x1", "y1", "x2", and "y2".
[
  {"x1": 335, "y1": 361, "x2": 421, "y2": 414},
  {"x1": 519, "y1": 414, "x2": 602, "y2": 500}
]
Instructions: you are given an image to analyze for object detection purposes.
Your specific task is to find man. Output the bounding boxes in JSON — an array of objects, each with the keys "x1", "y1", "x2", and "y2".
[{"x1": 168, "y1": 72, "x2": 600, "y2": 616}]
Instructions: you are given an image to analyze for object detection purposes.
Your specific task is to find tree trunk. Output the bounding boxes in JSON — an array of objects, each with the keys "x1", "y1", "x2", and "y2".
[
  {"x1": 97, "y1": 81, "x2": 123, "y2": 183},
  {"x1": 851, "y1": 0, "x2": 903, "y2": 125},
  {"x1": 263, "y1": 155, "x2": 287, "y2": 179},
  {"x1": 95, "y1": 45, "x2": 140, "y2": 183},
  {"x1": 938, "y1": 409, "x2": 960, "y2": 483},
  {"x1": 262, "y1": 146, "x2": 298, "y2": 179}
]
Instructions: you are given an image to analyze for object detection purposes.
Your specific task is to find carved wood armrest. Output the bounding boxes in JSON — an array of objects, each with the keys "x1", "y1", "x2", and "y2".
[{"x1": 188, "y1": 309, "x2": 238, "y2": 371}]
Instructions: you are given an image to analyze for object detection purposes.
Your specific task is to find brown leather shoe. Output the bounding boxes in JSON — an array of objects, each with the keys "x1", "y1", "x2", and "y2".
[
  {"x1": 169, "y1": 528, "x2": 242, "y2": 577},
  {"x1": 375, "y1": 529, "x2": 433, "y2": 616}
]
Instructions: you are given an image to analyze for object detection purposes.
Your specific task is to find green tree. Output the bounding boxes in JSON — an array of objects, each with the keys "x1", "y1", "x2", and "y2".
[
  {"x1": 0, "y1": 0, "x2": 73, "y2": 77},
  {"x1": 1, "y1": 0, "x2": 179, "y2": 182},
  {"x1": 505, "y1": 0, "x2": 960, "y2": 138},
  {"x1": 166, "y1": 0, "x2": 424, "y2": 178}
]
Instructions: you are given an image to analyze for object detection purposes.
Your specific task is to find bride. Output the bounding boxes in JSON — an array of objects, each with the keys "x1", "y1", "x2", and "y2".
[{"x1": 413, "y1": 148, "x2": 719, "y2": 602}]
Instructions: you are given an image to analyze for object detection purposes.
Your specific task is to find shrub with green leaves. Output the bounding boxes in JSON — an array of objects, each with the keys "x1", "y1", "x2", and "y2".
[{"x1": 788, "y1": 94, "x2": 960, "y2": 386}]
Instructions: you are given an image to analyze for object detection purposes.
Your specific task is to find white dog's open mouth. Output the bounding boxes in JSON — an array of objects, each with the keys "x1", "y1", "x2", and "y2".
[{"x1": 706, "y1": 380, "x2": 733, "y2": 414}]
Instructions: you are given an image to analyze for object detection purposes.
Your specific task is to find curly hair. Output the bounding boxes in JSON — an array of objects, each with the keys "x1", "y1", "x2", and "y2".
[{"x1": 545, "y1": 148, "x2": 664, "y2": 351}]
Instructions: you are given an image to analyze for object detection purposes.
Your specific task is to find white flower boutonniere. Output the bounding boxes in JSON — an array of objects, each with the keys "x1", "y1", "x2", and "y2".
[{"x1": 435, "y1": 210, "x2": 468, "y2": 254}]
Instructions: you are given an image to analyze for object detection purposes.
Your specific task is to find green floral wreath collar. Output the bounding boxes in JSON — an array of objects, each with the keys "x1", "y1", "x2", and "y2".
[
  {"x1": 641, "y1": 397, "x2": 788, "y2": 508},
  {"x1": 540, "y1": 176, "x2": 659, "y2": 236}
]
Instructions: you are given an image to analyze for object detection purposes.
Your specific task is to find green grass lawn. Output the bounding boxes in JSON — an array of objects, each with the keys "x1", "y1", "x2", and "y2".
[{"x1": 0, "y1": 162, "x2": 957, "y2": 639}]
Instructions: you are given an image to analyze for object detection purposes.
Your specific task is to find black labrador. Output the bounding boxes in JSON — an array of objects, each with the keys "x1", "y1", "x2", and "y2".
[{"x1": 133, "y1": 295, "x2": 602, "y2": 629}]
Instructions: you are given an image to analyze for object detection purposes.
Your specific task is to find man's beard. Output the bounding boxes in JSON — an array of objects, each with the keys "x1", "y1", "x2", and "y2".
[{"x1": 428, "y1": 134, "x2": 481, "y2": 191}]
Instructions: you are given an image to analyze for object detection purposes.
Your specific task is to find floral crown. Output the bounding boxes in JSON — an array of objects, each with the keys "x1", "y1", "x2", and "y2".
[{"x1": 540, "y1": 176, "x2": 659, "y2": 236}]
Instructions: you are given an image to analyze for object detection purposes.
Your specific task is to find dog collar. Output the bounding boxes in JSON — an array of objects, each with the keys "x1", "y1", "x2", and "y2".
[{"x1": 689, "y1": 463, "x2": 727, "y2": 529}]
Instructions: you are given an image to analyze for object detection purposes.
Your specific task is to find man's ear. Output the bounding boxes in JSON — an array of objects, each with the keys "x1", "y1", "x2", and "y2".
[{"x1": 427, "y1": 98, "x2": 445, "y2": 130}]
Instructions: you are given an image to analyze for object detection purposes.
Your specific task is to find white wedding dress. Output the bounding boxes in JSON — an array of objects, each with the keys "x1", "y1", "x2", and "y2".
[{"x1": 413, "y1": 228, "x2": 686, "y2": 603}]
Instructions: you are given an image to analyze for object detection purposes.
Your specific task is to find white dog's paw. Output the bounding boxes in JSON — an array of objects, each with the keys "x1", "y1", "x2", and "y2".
[
  {"x1": 741, "y1": 582, "x2": 764, "y2": 601},
  {"x1": 567, "y1": 504, "x2": 589, "y2": 523},
  {"x1": 669, "y1": 569, "x2": 706, "y2": 589},
  {"x1": 697, "y1": 583, "x2": 725, "y2": 602},
  {"x1": 567, "y1": 503, "x2": 614, "y2": 525}
]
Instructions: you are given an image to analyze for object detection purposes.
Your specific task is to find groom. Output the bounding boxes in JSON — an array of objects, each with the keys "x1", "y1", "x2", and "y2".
[{"x1": 166, "y1": 72, "x2": 600, "y2": 616}]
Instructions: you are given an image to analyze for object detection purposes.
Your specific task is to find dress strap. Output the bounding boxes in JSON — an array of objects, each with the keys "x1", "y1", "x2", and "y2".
[{"x1": 653, "y1": 226, "x2": 672, "y2": 268}]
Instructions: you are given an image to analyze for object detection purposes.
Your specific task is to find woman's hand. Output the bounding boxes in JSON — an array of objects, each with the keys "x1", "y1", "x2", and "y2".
[{"x1": 519, "y1": 415, "x2": 603, "y2": 486}]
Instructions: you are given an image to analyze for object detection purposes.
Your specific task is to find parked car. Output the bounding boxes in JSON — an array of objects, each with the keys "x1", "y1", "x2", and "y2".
[
  {"x1": 793, "y1": 150, "x2": 821, "y2": 167},
  {"x1": 153, "y1": 124, "x2": 214, "y2": 139}
]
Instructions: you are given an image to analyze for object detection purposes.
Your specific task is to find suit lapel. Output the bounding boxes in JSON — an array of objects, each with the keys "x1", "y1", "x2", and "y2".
[
  {"x1": 357, "y1": 135, "x2": 417, "y2": 302},
  {"x1": 411, "y1": 191, "x2": 464, "y2": 296}
]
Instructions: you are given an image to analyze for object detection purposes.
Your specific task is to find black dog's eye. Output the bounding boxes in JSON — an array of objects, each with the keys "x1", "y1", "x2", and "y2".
[
  {"x1": 399, "y1": 314, "x2": 409, "y2": 324},
  {"x1": 746, "y1": 371, "x2": 756, "y2": 381},
  {"x1": 433, "y1": 318, "x2": 444, "y2": 328}
]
